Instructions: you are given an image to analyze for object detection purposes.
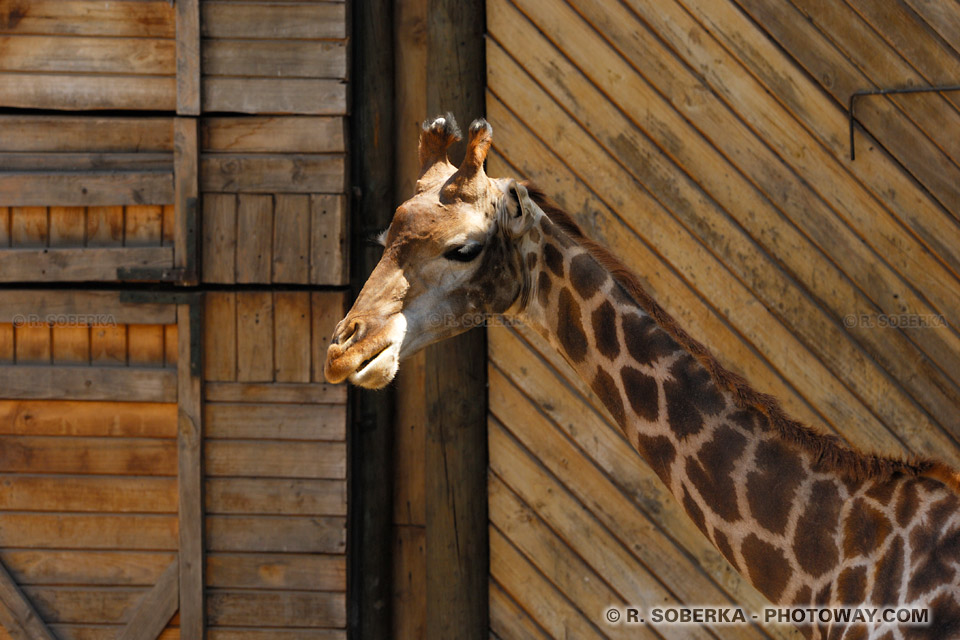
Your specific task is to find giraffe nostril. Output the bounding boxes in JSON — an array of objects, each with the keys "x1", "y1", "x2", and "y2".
[{"x1": 334, "y1": 319, "x2": 365, "y2": 347}]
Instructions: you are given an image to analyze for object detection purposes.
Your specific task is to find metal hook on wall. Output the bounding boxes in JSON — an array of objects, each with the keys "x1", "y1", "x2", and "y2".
[{"x1": 848, "y1": 85, "x2": 960, "y2": 161}]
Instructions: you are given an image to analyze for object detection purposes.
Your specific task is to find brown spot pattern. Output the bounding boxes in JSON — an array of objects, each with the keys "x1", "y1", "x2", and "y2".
[
  {"x1": 621, "y1": 366, "x2": 658, "y2": 422},
  {"x1": 896, "y1": 480, "x2": 919, "y2": 528},
  {"x1": 526, "y1": 251, "x2": 537, "y2": 271},
  {"x1": 843, "y1": 498, "x2": 891, "y2": 559},
  {"x1": 871, "y1": 534, "x2": 903, "y2": 606},
  {"x1": 537, "y1": 271, "x2": 552, "y2": 308},
  {"x1": 528, "y1": 226, "x2": 541, "y2": 242},
  {"x1": 682, "y1": 485, "x2": 707, "y2": 535},
  {"x1": 793, "y1": 480, "x2": 841, "y2": 578},
  {"x1": 591, "y1": 366, "x2": 625, "y2": 427},
  {"x1": 919, "y1": 593, "x2": 960, "y2": 640},
  {"x1": 836, "y1": 565, "x2": 867, "y2": 605},
  {"x1": 864, "y1": 478, "x2": 898, "y2": 506},
  {"x1": 556, "y1": 288, "x2": 587, "y2": 363},
  {"x1": 686, "y1": 425, "x2": 746, "y2": 522},
  {"x1": 907, "y1": 496, "x2": 960, "y2": 600},
  {"x1": 636, "y1": 433, "x2": 675, "y2": 484},
  {"x1": 569, "y1": 253, "x2": 607, "y2": 300},
  {"x1": 592, "y1": 301, "x2": 619, "y2": 360},
  {"x1": 664, "y1": 354, "x2": 725, "y2": 440},
  {"x1": 741, "y1": 534, "x2": 791, "y2": 602},
  {"x1": 622, "y1": 313, "x2": 678, "y2": 367},
  {"x1": 713, "y1": 529, "x2": 738, "y2": 571},
  {"x1": 543, "y1": 243, "x2": 564, "y2": 277},
  {"x1": 746, "y1": 438, "x2": 804, "y2": 535}
]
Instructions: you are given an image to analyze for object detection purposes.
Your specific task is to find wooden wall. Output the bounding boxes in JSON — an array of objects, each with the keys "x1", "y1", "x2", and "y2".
[
  {"x1": 0, "y1": 0, "x2": 351, "y2": 637},
  {"x1": 485, "y1": 0, "x2": 960, "y2": 638}
]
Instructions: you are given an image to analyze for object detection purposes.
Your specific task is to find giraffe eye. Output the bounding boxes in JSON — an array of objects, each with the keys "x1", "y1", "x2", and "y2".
[{"x1": 443, "y1": 242, "x2": 483, "y2": 262}]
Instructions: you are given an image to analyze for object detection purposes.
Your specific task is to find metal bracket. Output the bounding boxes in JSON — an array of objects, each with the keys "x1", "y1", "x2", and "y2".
[
  {"x1": 119, "y1": 290, "x2": 203, "y2": 377},
  {"x1": 116, "y1": 196, "x2": 198, "y2": 283},
  {"x1": 849, "y1": 84, "x2": 960, "y2": 160}
]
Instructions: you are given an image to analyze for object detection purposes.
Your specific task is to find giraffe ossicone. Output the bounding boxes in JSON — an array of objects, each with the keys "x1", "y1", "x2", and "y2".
[{"x1": 325, "y1": 114, "x2": 960, "y2": 639}]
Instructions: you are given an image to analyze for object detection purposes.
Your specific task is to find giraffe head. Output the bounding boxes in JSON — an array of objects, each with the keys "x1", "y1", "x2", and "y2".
[{"x1": 324, "y1": 114, "x2": 540, "y2": 388}]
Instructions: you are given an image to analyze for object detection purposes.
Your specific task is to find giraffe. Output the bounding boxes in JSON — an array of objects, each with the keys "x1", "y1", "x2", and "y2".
[{"x1": 324, "y1": 114, "x2": 960, "y2": 639}]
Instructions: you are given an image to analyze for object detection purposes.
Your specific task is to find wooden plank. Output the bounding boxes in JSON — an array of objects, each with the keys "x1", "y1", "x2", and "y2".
[
  {"x1": 0, "y1": 207, "x2": 9, "y2": 247},
  {"x1": 273, "y1": 292, "x2": 311, "y2": 378},
  {"x1": 116, "y1": 560, "x2": 178, "y2": 640},
  {"x1": 204, "y1": 382, "x2": 346, "y2": 404},
  {"x1": 0, "y1": 475, "x2": 177, "y2": 512},
  {"x1": 206, "y1": 631, "x2": 344, "y2": 640},
  {"x1": 22, "y1": 586, "x2": 146, "y2": 624},
  {"x1": 202, "y1": 78, "x2": 347, "y2": 115},
  {"x1": 0, "y1": 514, "x2": 178, "y2": 550},
  {"x1": 0, "y1": 35, "x2": 173, "y2": 75},
  {"x1": 51, "y1": 326, "x2": 89, "y2": 364},
  {"x1": 203, "y1": 292, "x2": 237, "y2": 381},
  {"x1": 489, "y1": 527, "x2": 605, "y2": 640},
  {"x1": 176, "y1": 0, "x2": 200, "y2": 115},
  {"x1": 206, "y1": 553, "x2": 345, "y2": 591},
  {"x1": 200, "y1": 3, "x2": 346, "y2": 39},
  {"x1": 207, "y1": 591, "x2": 345, "y2": 628},
  {"x1": 206, "y1": 478, "x2": 346, "y2": 516},
  {"x1": 12, "y1": 325, "x2": 50, "y2": 364},
  {"x1": 177, "y1": 302, "x2": 205, "y2": 639},
  {"x1": 0, "y1": 558, "x2": 57, "y2": 640},
  {"x1": 202, "y1": 117, "x2": 346, "y2": 154},
  {"x1": 47, "y1": 628, "x2": 181, "y2": 640},
  {"x1": 0, "y1": 172, "x2": 174, "y2": 207},
  {"x1": 904, "y1": 0, "x2": 960, "y2": 58},
  {"x1": 0, "y1": 436, "x2": 174, "y2": 475},
  {"x1": 0, "y1": 550, "x2": 175, "y2": 586},
  {"x1": 205, "y1": 440, "x2": 345, "y2": 479},
  {"x1": 205, "y1": 515, "x2": 346, "y2": 553},
  {"x1": 48, "y1": 207, "x2": 85, "y2": 247},
  {"x1": 9, "y1": 207, "x2": 46, "y2": 248},
  {"x1": 0, "y1": 75, "x2": 175, "y2": 111},
  {"x1": 234, "y1": 196, "x2": 273, "y2": 283},
  {"x1": 0, "y1": 153, "x2": 171, "y2": 173},
  {"x1": 309, "y1": 194, "x2": 348, "y2": 285},
  {"x1": 0, "y1": 1, "x2": 175, "y2": 37},
  {"x1": 174, "y1": 118, "x2": 199, "y2": 277},
  {"x1": 204, "y1": 402, "x2": 345, "y2": 440},
  {"x1": 0, "y1": 325, "x2": 12, "y2": 364},
  {"x1": 392, "y1": 525, "x2": 425, "y2": 639},
  {"x1": 86, "y1": 206, "x2": 124, "y2": 247},
  {"x1": 489, "y1": 580, "x2": 550, "y2": 640},
  {"x1": 124, "y1": 206, "x2": 164, "y2": 247},
  {"x1": 162, "y1": 204, "x2": 175, "y2": 246},
  {"x1": 235, "y1": 291, "x2": 273, "y2": 379},
  {"x1": 0, "y1": 365, "x2": 176, "y2": 402},
  {"x1": 164, "y1": 324, "x2": 177, "y2": 367},
  {"x1": 90, "y1": 326, "x2": 127, "y2": 366},
  {"x1": 272, "y1": 196, "x2": 310, "y2": 284},
  {"x1": 0, "y1": 247, "x2": 174, "y2": 282},
  {"x1": 310, "y1": 291, "x2": 347, "y2": 384},
  {"x1": 0, "y1": 400, "x2": 176, "y2": 438},
  {"x1": 203, "y1": 40, "x2": 347, "y2": 79},
  {"x1": 128, "y1": 325, "x2": 165, "y2": 367},
  {"x1": 201, "y1": 193, "x2": 237, "y2": 284},
  {"x1": 201, "y1": 155, "x2": 345, "y2": 193},
  {"x1": 0, "y1": 116, "x2": 173, "y2": 153}
]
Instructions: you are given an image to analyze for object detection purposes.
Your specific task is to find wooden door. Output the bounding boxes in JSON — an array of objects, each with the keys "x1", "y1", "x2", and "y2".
[{"x1": 0, "y1": 290, "x2": 201, "y2": 639}]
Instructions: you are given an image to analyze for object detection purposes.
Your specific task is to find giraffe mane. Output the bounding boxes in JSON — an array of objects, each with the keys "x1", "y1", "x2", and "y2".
[{"x1": 523, "y1": 182, "x2": 960, "y2": 493}]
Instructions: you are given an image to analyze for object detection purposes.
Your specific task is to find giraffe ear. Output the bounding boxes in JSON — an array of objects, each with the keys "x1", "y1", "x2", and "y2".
[{"x1": 502, "y1": 180, "x2": 535, "y2": 238}]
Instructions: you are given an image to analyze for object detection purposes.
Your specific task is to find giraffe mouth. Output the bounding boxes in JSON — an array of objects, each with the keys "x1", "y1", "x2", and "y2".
[{"x1": 347, "y1": 341, "x2": 401, "y2": 389}]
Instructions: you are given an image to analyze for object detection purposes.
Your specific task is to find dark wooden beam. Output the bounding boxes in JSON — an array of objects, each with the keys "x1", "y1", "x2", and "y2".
[
  {"x1": 424, "y1": 1, "x2": 488, "y2": 638},
  {"x1": 349, "y1": 0, "x2": 396, "y2": 638}
]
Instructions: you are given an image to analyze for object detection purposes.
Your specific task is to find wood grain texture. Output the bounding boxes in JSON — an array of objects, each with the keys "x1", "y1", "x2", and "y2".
[
  {"x1": 0, "y1": 290, "x2": 176, "y2": 325},
  {"x1": 202, "y1": 117, "x2": 346, "y2": 154},
  {"x1": 202, "y1": 78, "x2": 347, "y2": 115},
  {"x1": 0, "y1": 247, "x2": 174, "y2": 282},
  {"x1": 0, "y1": 172, "x2": 174, "y2": 207},
  {"x1": 176, "y1": 0, "x2": 200, "y2": 114},
  {"x1": 115, "y1": 559, "x2": 178, "y2": 640},
  {"x1": 0, "y1": 1, "x2": 175, "y2": 37},
  {"x1": 174, "y1": 118, "x2": 199, "y2": 276},
  {"x1": 0, "y1": 557, "x2": 57, "y2": 640},
  {"x1": 200, "y1": 3, "x2": 346, "y2": 39},
  {"x1": 0, "y1": 74, "x2": 175, "y2": 111},
  {"x1": 0, "y1": 365, "x2": 176, "y2": 401}
]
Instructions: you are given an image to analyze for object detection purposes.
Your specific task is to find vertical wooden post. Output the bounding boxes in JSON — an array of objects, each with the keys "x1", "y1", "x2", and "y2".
[
  {"x1": 176, "y1": 0, "x2": 201, "y2": 115},
  {"x1": 350, "y1": 1, "x2": 396, "y2": 638},
  {"x1": 424, "y1": 1, "x2": 488, "y2": 638},
  {"x1": 174, "y1": 118, "x2": 199, "y2": 284},
  {"x1": 178, "y1": 299, "x2": 205, "y2": 639}
]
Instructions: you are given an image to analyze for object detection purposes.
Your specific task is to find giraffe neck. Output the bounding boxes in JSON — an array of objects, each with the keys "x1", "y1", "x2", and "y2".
[{"x1": 510, "y1": 211, "x2": 960, "y2": 626}]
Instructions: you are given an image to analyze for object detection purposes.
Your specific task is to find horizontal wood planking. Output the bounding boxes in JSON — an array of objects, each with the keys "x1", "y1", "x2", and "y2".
[
  {"x1": 0, "y1": 401, "x2": 176, "y2": 437},
  {"x1": 0, "y1": 475, "x2": 177, "y2": 513},
  {"x1": 205, "y1": 515, "x2": 346, "y2": 553},
  {"x1": 206, "y1": 478, "x2": 346, "y2": 516},
  {"x1": 0, "y1": 550, "x2": 175, "y2": 586},
  {"x1": 206, "y1": 552, "x2": 345, "y2": 591},
  {"x1": 205, "y1": 403, "x2": 345, "y2": 440},
  {"x1": 0, "y1": 366, "x2": 176, "y2": 402},
  {"x1": 0, "y1": 74, "x2": 175, "y2": 111},
  {"x1": 0, "y1": 173, "x2": 173, "y2": 207},
  {"x1": 207, "y1": 590, "x2": 345, "y2": 628},
  {"x1": 203, "y1": 40, "x2": 346, "y2": 79},
  {"x1": 200, "y1": 3, "x2": 346, "y2": 39},
  {"x1": 202, "y1": 117, "x2": 346, "y2": 154},
  {"x1": 204, "y1": 382, "x2": 346, "y2": 405},
  {"x1": 0, "y1": 1, "x2": 175, "y2": 38},
  {"x1": 201, "y1": 155, "x2": 344, "y2": 193},
  {"x1": 0, "y1": 291, "x2": 175, "y2": 325},
  {"x1": 205, "y1": 440, "x2": 346, "y2": 479},
  {"x1": 0, "y1": 436, "x2": 175, "y2": 476},
  {"x1": 0, "y1": 248, "x2": 174, "y2": 282},
  {"x1": 202, "y1": 77, "x2": 347, "y2": 115},
  {"x1": 0, "y1": 117, "x2": 173, "y2": 153},
  {"x1": 0, "y1": 36, "x2": 174, "y2": 76}
]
